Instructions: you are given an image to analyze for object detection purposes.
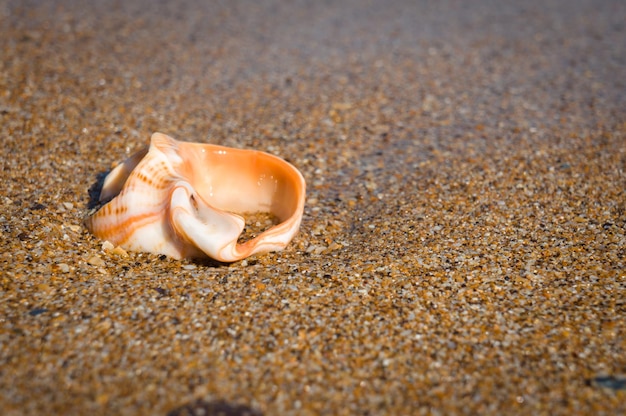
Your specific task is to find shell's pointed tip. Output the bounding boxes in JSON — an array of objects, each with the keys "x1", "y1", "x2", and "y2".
[
  {"x1": 150, "y1": 132, "x2": 180, "y2": 152},
  {"x1": 151, "y1": 131, "x2": 175, "y2": 142}
]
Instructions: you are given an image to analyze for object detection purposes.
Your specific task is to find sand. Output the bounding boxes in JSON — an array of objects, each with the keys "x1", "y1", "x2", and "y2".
[{"x1": 1, "y1": 0, "x2": 624, "y2": 414}]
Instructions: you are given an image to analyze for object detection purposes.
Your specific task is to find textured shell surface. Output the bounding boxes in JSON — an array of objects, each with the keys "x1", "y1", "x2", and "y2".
[{"x1": 85, "y1": 132, "x2": 306, "y2": 262}]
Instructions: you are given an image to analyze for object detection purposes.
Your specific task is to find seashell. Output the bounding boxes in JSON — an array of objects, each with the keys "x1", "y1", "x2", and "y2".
[{"x1": 85, "y1": 132, "x2": 306, "y2": 262}]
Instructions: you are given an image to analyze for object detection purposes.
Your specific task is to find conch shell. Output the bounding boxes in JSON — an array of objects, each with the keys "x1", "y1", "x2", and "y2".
[{"x1": 85, "y1": 132, "x2": 306, "y2": 262}]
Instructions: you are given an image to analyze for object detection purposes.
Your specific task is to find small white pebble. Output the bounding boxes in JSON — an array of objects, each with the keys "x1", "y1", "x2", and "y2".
[
  {"x1": 111, "y1": 246, "x2": 128, "y2": 257},
  {"x1": 87, "y1": 255, "x2": 106, "y2": 267},
  {"x1": 67, "y1": 224, "x2": 82, "y2": 233},
  {"x1": 306, "y1": 244, "x2": 327, "y2": 255},
  {"x1": 312, "y1": 224, "x2": 326, "y2": 235}
]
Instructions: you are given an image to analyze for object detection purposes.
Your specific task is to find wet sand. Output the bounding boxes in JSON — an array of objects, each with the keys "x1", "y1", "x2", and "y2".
[{"x1": 1, "y1": 0, "x2": 625, "y2": 414}]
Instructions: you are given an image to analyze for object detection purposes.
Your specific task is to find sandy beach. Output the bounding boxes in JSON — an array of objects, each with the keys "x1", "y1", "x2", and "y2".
[{"x1": 1, "y1": 0, "x2": 624, "y2": 414}]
